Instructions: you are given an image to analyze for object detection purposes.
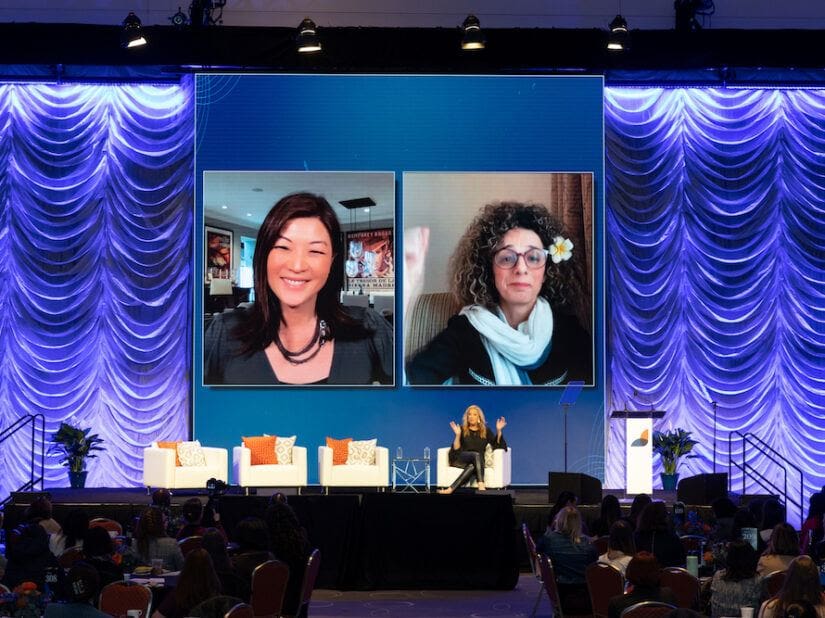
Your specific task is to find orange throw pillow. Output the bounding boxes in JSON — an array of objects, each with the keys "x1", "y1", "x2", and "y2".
[
  {"x1": 326, "y1": 437, "x2": 353, "y2": 466},
  {"x1": 243, "y1": 436, "x2": 278, "y2": 465},
  {"x1": 157, "y1": 441, "x2": 182, "y2": 467}
]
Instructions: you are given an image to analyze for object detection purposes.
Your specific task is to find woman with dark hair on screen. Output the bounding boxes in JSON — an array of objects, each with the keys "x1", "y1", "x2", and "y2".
[
  {"x1": 437, "y1": 404, "x2": 507, "y2": 495},
  {"x1": 405, "y1": 201, "x2": 591, "y2": 385},
  {"x1": 204, "y1": 192, "x2": 392, "y2": 385}
]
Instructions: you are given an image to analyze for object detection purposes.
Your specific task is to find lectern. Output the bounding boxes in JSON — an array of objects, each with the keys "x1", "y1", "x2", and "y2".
[{"x1": 610, "y1": 410, "x2": 665, "y2": 494}]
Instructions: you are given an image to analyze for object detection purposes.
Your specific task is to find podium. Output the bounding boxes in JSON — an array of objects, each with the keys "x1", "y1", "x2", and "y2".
[{"x1": 610, "y1": 410, "x2": 665, "y2": 494}]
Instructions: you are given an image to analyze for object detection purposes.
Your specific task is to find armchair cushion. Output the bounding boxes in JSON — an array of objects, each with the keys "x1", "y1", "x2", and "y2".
[
  {"x1": 157, "y1": 441, "x2": 182, "y2": 466},
  {"x1": 347, "y1": 439, "x2": 377, "y2": 465},
  {"x1": 243, "y1": 436, "x2": 278, "y2": 465},
  {"x1": 275, "y1": 436, "x2": 296, "y2": 465},
  {"x1": 326, "y1": 437, "x2": 352, "y2": 465},
  {"x1": 178, "y1": 441, "x2": 207, "y2": 467}
]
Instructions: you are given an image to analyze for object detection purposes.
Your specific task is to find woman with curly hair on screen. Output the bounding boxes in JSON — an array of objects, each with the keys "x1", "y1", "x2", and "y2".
[{"x1": 405, "y1": 201, "x2": 591, "y2": 385}]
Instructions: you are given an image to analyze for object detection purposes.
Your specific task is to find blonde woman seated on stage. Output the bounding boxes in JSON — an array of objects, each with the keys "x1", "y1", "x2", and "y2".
[
  {"x1": 437, "y1": 404, "x2": 506, "y2": 494},
  {"x1": 758, "y1": 556, "x2": 825, "y2": 618}
]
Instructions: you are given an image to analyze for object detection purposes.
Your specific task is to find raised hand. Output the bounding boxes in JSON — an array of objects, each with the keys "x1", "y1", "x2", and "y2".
[
  {"x1": 496, "y1": 416, "x2": 507, "y2": 432},
  {"x1": 449, "y1": 420, "x2": 461, "y2": 436}
]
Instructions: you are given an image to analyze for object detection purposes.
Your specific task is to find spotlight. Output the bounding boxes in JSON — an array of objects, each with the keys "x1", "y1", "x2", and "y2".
[
  {"x1": 121, "y1": 11, "x2": 147, "y2": 48},
  {"x1": 607, "y1": 14, "x2": 629, "y2": 51},
  {"x1": 296, "y1": 18, "x2": 322, "y2": 53},
  {"x1": 460, "y1": 14, "x2": 485, "y2": 51},
  {"x1": 170, "y1": 6, "x2": 188, "y2": 28}
]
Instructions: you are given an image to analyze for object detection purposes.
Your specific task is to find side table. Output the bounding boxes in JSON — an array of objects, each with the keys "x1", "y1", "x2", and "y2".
[{"x1": 392, "y1": 457, "x2": 431, "y2": 493}]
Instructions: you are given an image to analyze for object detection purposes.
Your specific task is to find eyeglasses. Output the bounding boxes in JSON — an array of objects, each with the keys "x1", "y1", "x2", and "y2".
[{"x1": 493, "y1": 248, "x2": 549, "y2": 270}]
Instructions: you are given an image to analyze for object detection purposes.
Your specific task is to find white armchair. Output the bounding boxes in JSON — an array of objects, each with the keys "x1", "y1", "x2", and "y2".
[
  {"x1": 318, "y1": 445, "x2": 389, "y2": 492},
  {"x1": 436, "y1": 446, "x2": 512, "y2": 489},
  {"x1": 233, "y1": 445, "x2": 307, "y2": 493},
  {"x1": 143, "y1": 442, "x2": 228, "y2": 489}
]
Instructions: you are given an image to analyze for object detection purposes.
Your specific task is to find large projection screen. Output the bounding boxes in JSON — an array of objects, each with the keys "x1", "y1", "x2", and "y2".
[{"x1": 194, "y1": 74, "x2": 606, "y2": 485}]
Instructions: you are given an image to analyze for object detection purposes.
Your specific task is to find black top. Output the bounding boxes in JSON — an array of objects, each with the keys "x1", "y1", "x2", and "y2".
[
  {"x1": 406, "y1": 311, "x2": 592, "y2": 386},
  {"x1": 204, "y1": 305, "x2": 393, "y2": 385},
  {"x1": 633, "y1": 529, "x2": 686, "y2": 568},
  {"x1": 448, "y1": 425, "x2": 507, "y2": 467}
]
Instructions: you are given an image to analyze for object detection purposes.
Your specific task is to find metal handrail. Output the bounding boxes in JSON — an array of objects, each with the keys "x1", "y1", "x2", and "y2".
[
  {"x1": 728, "y1": 430, "x2": 803, "y2": 525},
  {"x1": 0, "y1": 414, "x2": 46, "y2": 507}
]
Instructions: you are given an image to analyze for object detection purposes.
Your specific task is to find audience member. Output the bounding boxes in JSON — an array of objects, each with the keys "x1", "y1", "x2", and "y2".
[
  {"x1": 25, "y1": 496, "x2": 61, "y2": 535},
  {"x1": 710, "y1": 497, "x2": 739, "y2": 543},
  {"x1": 757, "y1": 523, "x2": 800, "y2": 576},
  {"x1": 760, "y1": 500, "x2": 787, "y2": 544},
  {"x1": 230, "y1": 517, "x2": 275, "y2": 589},
  {"x1": 43, "y1": 562, "x2": 109, "y2": 618},
  {"x1": 537, "y1": 506, "x2": 596, "y2": 614},
  {"x1": 634, "y1": 501, "x2": 686, "y2": 568},
  {"x1": 598, "y1": 520, "x2": 636, "y2": 576},
  {"x1": 151, "y1": 488, "x2": 181, "y2": 538},
  {"x1": 264, "y1": 499, "x2": 311, "y2": 616},
  {"x1": 82, "y1": 526, "x2": 124, "y2": 588},
  {"x1": 758, "y1": 556, "x2": 825, "y2": 618},
  {"x1": 152, "y1": 549, "x2": 222, "y2": 618},
  {"x1": 624, "y1": 493, "x2": 652, "y2": 531},
  {"x1": 733, "y1": 508, "x2": 759, "y2": 545},
  {"x1": 201, "y1": 528, "x2": 249, "y2": 601},
  {"x1": 799, "y1": 492, "x2": 824, "y2": 557},
  {"x1": 177, "y1": 498, "x2": 207, "y2": 540},
  {"x1": 547, "y1": 491, "x2": 578, "y2": 532},
  {"x1": 710, "y1": 539, "x2": 762, "y2": 618},
  {"x1": 49, "y1": 509, "x2": 89, "y2": 556},
  {"x1": 133, "y1": 506, "x2": 184, "y2": 571},
  {"x1": 2, "y1": 521, "x2": 61, "y2": 590},
  {"x1": 591, "y1": 494, "x2": 623, "y2": 538},
  {"x1": 607, "y1": 551, "x2": 678, "y2": 618}
]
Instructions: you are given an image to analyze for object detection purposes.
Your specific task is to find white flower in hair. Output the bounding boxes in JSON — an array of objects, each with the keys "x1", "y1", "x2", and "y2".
[{"x1": 549, "y1": 236, "x2": 573, "y2": 263}]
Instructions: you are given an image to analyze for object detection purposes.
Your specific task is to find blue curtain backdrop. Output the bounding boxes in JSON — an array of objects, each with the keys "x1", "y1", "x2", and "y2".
[
  {"x1": 0, "y1": 79, "x2": 822, "y2": 516},
  {"x1": 0, "y1": 79, "x2": 193, "y2": 497},
  {"x1": 605, "y1": 87, "x2": 825, "y2": 521}
]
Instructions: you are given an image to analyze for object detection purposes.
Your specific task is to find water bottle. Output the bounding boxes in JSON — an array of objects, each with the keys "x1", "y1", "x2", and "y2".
[
  {"x1": 423, "y1": 447, "x2": 430, "y2": 460},
  {"x1": 396, "y1": 446, "x2": 403, "y2": 460}
]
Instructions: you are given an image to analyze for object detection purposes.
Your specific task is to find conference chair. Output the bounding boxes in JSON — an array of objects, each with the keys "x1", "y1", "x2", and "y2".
[
  {"x1": 58, "y1": 545, "x2": 85, "y2": 568},
  {"x1": 586, "y1": 562, "x2": 625, "y2": 618},
  {"x1": 0, "y1": 584, "x2": 9, "y2": 593},
  {"x1": 436, "y1": 446, "x2": 512, "y2": 489},
  {"x1": 659, "y1": 566, "x2": 700, "y2": 609},
  {"x1": 89, "y1": 517, "x2": 123, "y2": 537},
  {"x1": 318, "y1": 444, "x2": 389, "y2": 492},
  {"x1": 188, "y1": 595, "x2": 244, "y2": 617},
  {"x1": 178, "y1": 535, "x2": 203, "y2": 557},
  {"x1": 143, "y1": 441, "x2": 228, "y2": 489},
  {"x1": 233, "y1": 442, "x2": 307, "y2": 493},
  {"x1": 763, "y1": 569, "x2": 787, "y2": 598},
  {"x1": 224, "y1": 602, "x2": 255, "y2": 618},
  {"x1": 404, "y1": 292, "x2": 460, "y2": 362},
  {"x1": 250, "y1": 559, "x2": 290, "y2": 618},
  {"x1": 521, "y1": 523, "x2": 544, "y2": 618},
  {"x1": 537, "y1": 552, "x2": 565, "y2": 618},
  {"x1": 282, "y1": 548, "x2": 321, "y2": 618},
  {"x1": 99, "y1": 581, "x2": 152, "y2": 618},
  {"x1": 619, "y1": 601, "x2": 678, "y2": 618}
]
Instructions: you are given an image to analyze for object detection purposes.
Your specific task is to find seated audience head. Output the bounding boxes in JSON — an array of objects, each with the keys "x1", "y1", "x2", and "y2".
[
  {"x1": 135, "y1": 505, "x2": 167, "y2": 557},
  {"x1": 784, "y1": 601, "x2": 818, "y2": 618},
  {"x1": 722, "y1": 539, "x2": 758, "y2": 581},
  {"x1": 549, "y1": 490, "x2": 578, "y2": 529},
  {"x1": 83, "y1": 526, "x2": 114, "y2": 559},
  {"x1": 234, "y1": 516, "x2": 270, "y2": 553},
  {"x1": 608, "y1": 520, "x2": 636, "y2": 556},
  {"x1": 174, "y1": 548, "x2": 222, "y2": 613},
  {"x1": 182, "y1": 498, "x2": 204, "y2": 525},
  {"x1": 805, "y1": 492, "x2": 825, "y2": 522},
  {"x1": 201, "y1": 527, "x2": 232, "y2": 571},
  {"x1": 628, "y1": 493, "x2": 652, "y2": 528},
  {"x1": 65, "y1": 562, "x2": 101, "y2": 604},
  {"x1": 778, "y1": 556, "x2": 823, "y2": 609},
  {"x1": 151, "y1": 488, "x2": 172, "y2": 508},
  {"x1": 767, "y1": 523, "x2": 801, "y2": 557},
  {"x1": 637, "y1": 501, "x2": 671, "y2": 533},
  {"x1": 600, "y1": 494, "x2": 622, "y2": 526},
  {"x1": 625, "y1": 551, "x2": 662, "y2": 588},
  {"x1": 269, "y1": 492, "x2": 289, "y2": 506},
  {"x1": 61, "y1": 508, "x2": 91, "y2": 547},
  {"x1": 761, "y1": 499, "x2": 787, "y2": 532},
  {"x1": 712, "y1": 497, "x2": 738, "y2": 520},
  {"x1": 25, "y1": 495, "x2": 54, "y2": 522},
  {"x1": 732, "y1": 507, "x2": 758, "y2": 539},
  {"x1": 554, "y1": 506, "x2": 585, "y2": 543}
]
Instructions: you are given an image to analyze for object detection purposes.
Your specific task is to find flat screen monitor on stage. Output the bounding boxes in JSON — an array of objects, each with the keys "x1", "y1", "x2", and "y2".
[{"x1": 193, "y1": 74, "x2": 606, "y2": 485}]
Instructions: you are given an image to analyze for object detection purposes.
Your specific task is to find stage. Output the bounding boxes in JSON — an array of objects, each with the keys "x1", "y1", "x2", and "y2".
[{"x1": 3, "y1": 486, "x2": 716, "y2": 590}]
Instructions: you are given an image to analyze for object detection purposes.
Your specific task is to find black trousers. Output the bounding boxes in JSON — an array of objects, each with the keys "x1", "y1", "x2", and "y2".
[{"x1": 449, "y1": 450, "x2": 485, "y2": 490}]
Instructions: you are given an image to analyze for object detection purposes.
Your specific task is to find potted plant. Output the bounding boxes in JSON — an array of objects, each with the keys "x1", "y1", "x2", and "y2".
[
  {"x1": 48, "y1": 422, "x2": 106, "y2": 488},
  {"x1": 652, "y1": 428, "x2": 697, "y2": 491}
]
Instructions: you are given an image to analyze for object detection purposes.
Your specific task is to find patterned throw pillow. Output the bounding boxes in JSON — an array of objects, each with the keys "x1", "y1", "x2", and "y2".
[
  {"x1": 326, "y1": 437, "x2": 353, "y2": 466},
  {"x1": 275, "y1": 435, "x2": 297, "y2": 465},
  {"x1": 177, "y1": 441, "x2": 207, "y2": 467},
  {"x1": 157, "y1": 441, "x2": 182, "y2": 467},
  {"x1": 243, "y1": 436, "x2": 278, "y2": 465},
  {"x1": 484, "y1": 444, "x2": 495, "y2": 469},
  {"x1": 347, "y1": 439, "x2": 377, "y2": 465}
]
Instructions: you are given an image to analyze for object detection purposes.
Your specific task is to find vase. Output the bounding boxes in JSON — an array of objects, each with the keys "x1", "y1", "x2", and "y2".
[
  {"x1": 68, "y1": 470, "x2": 87, "y2": 489},
  {"x1": 661, "y1": 473, "x2": 679, "y2": 491}
]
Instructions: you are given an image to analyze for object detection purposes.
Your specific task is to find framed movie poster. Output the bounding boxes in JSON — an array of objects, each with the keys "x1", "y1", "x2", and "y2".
[
  {"x1": 205, "y1": 226, "x2": 233, "y2": 279},
  {"x1": 345, "y1": 228, "x2": 394, "y2": 291}
]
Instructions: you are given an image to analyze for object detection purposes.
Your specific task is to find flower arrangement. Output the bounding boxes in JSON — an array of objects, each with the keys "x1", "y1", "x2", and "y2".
[
  {"x1": 681, "y1": 509, "x2": 713, "y2": 536},
  {"x1": 0, "y1": 582, "x2": 48, "y2": 618}
]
